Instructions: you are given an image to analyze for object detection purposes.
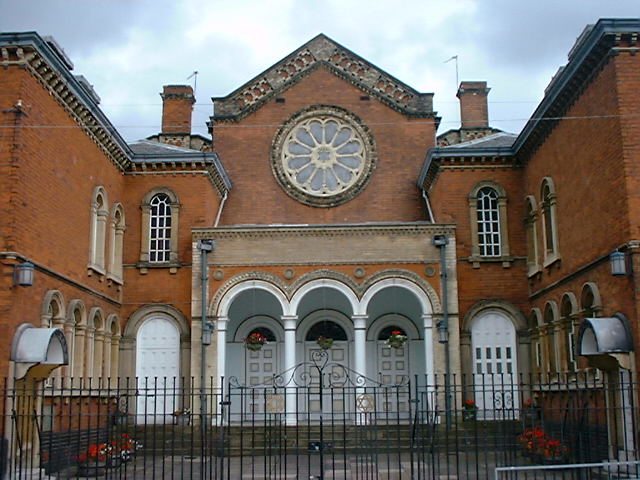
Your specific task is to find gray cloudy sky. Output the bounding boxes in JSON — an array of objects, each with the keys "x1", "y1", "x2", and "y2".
[{"x1": 3, "y1": 1, "x2": 639, "y2": 142}]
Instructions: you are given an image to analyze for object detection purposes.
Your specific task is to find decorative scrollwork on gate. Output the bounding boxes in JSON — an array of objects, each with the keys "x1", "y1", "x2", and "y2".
[{"x1": 228, "y1": 349, "x2": 409, "y2": 389}]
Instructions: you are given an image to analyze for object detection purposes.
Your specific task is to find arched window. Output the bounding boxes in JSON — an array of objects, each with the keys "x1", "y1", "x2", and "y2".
[
  {"x1": 68, "y1": 300, "x2": 87, "y2": 381},
  {"x1": 247, "y1": 327, "x2": 277, "y2": 342},
  {"x1": 543, "y1": 302, "x2": 558, "y2": 373},
  {"x1": 88, "y1": 186, "x2": 109, "y2": 274},
  {"x1": 477, "y1": 187, "x2": 501, "y2": 257},
  {"x1": 140, "y1": 188, "x2": 180, "y2": 268},
  {"x1": 468, "y1": 182, "x2": 510, "y2": 265},
  {"x1": 305, "y1": 321, "x2": 348, "y2": 341},
  {"x1": 540, "y1": 178, "x2": 560, "y2": 265},
  {"x1": 149, "y1": 194, "x2": 171, "y2": 263},
  {"x1": 560, "y1": 293, "x2": 578, "y2": 373},
  {"x1": 377, "y1": 326, "x2": 407, "y2": 341},
  {"x1": 525, "y1": 195, "x2": 539, "y2": 276},
  {"x1": 580, "y1": 282, "x2": 602, "y2": 318},
  {"x1": 108, "y1": 204, "x2": 126, "y2": 283}
]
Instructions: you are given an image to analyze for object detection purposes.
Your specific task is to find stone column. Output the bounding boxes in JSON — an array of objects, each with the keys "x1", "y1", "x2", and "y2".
[
  {"x1": 216, "y1": 317, "x2": 228, "y2": 386},
  {"x1": 422, "y1": 313, "x2": 434, "y2": 384},
  {"x1": 352, "y1": 315, "x2": 368, "y2": 378},
  {"x1": 282, "y1": 315, "x2": 298, "y2": 425}
]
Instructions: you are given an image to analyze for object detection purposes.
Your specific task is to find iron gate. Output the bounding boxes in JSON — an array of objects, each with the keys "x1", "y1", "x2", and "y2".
[{"x1": 223, "y1": 349, "x2": 416, "y2": 479}]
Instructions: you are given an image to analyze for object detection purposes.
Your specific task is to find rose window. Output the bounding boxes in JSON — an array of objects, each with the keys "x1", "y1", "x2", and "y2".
[{"x1": 272, "y1": 107, "x2": 377, "y2": 207}]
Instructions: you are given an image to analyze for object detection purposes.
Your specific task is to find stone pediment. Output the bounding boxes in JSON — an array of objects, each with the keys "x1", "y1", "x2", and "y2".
[{"x1": 211, "y1": 34, "x2": 436, "y2": 122}]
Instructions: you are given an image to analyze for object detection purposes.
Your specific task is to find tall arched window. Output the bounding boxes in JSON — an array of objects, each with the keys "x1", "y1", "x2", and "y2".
[
  {"x1": 525, "y1": 195, "x2": 539, "y2": 276},
  {"x1": 68, "y1": 300, "x2": 87, "y2": 381},
  {"x1": 108, "y1": 204, "x2": 126, "y2": 283},
  {"x1": 477, "y1": 187, "x2": 501, "y2": 257},
  {"x1": 540, "y1": 178, "x2": 560, "y2": 265},
  {"x1": 543, "y1": 302, "x2": 559, "y2": 373},
  {"x1": 468, "y1": 182, "x2": 510, "y2": 266},
  {"x1": 140, "y1": 188, "x2": 180, "y2": 268},
  {"x1": 560, "y1": 293, "x2": 578, "y2": 373},
  {"x1": 88, "y1": 186, "x2": 109, "y2": 274},
  {"x1": 149, "y1": 194, "x2": 171, "y2": 263}
]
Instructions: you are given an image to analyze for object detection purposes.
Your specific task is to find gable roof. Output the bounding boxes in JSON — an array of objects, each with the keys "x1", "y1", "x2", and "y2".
[{"x1": 210, "y1": 34, "x2": 438, "y2": 124}]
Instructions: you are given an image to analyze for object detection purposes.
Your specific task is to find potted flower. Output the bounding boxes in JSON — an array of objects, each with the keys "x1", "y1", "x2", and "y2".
[
  {"x1": 75, "y1": 442, "x2": 119, "y2": 476},
  {"x1": 245, "y1": 332, "x2": 267, "y2": 351},
  {"x1": 172, "y1": 408, "x2": 191, "y2": 425},
  {"x1": 117, "y1": 433, "x2": 143, "y2": 462},
  {"x1": 386, "y1": 330, "x2": 407, "y2": 349},
  {"x1": 517, "y1": 427, "x2": 569, "y2": 464},
  {"x1": 316, "y1": 336, "x2": 334, "y2": 350},
  {"x1": 462, "y1": 399, "x2": 478, "y2": 421}
]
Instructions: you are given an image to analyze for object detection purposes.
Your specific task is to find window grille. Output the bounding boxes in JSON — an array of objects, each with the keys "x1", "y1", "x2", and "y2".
[
  {"x1": 476, "y1": 187, "x2": 501, "y2": 256},
  {"x1": 149, "y1": 194, "x2": 171, "y2": 263}
]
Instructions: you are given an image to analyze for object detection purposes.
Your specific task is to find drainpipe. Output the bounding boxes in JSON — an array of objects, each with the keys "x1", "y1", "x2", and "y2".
[
  {"x1": 198, "y1": 240, "x2": 214, "y2": 440},
  {"x1": 422, "y1": 189, "x2": 436, "y2": 223},
  {"x1": 214, "y1": 192, "x2": 228, "y2": 227},
  {"x1": 433, "y1": 235, "x2": 451, "y2": 429}
]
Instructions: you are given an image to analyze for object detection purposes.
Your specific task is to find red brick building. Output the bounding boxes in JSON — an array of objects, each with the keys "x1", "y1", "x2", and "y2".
[{"x1": 1, "y1": 18, "x2": 639, "y2": 462}]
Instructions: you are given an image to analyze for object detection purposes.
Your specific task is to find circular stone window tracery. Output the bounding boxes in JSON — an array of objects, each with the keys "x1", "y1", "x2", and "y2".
[{"x1": 272, "y1": 106, "x2": 377, "y2": 207}]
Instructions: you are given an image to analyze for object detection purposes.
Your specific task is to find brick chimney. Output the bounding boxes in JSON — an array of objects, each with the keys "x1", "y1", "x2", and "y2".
[
  {"x1": 161, "y1": 85, "x2": 195, "y2": 134},
  {"x1": 457, "y1": 81, "x2": 490, "y2": 128}
]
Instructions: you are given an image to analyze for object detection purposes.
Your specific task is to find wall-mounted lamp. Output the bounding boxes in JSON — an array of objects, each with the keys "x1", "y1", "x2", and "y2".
[
  {"x1": 436, "y1": 320, "x2": 449, "y2": 344},
  {"x1": 202, "y1": 321, "x2": 214, "y2": 346},
  {"x1": 14, "y1": 262, "x2": 34, "y2": 286},
  {"x1": 610, "y1": 250, "x2": 628, "y2": 276}
]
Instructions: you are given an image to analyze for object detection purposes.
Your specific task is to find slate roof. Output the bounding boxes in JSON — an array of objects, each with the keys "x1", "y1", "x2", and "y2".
[{"x1": 443, "y1": 132, "x2": 517, "y2": 149}]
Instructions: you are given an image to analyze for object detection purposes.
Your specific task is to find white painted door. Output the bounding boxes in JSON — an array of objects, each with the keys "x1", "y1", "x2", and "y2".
[
  {"x1": 471, "y1": 312, "x2": 518, "y2": 420},
  {"x1": 304, "y1": 343, "x2": 349, "y2": 417},
  {"x1": 136, "y1": 317, "x2": 180, "y2": 424},
  {"x1": 377, "y1": 342, "x2": 410, "y2": 419},
  {"x1": 244, "y1": 344, "x2": 278, "y2": 414}
]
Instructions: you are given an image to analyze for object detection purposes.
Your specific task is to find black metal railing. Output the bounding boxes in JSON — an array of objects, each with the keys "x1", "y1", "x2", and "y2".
[{"x1": 0, "y1": 371, "x2": 638, "y2": 479}]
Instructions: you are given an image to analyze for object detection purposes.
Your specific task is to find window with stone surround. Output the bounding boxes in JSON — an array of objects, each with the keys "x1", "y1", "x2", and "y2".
[
  {"x1": 139, "y1": 188, "x2": 180, "y2": 269},
  {"x1": 541, "y1": 177, "x2": 560, "y2": 266},
  {"x1": 108, "y1": 203, "x2": 125, "y2": 283},
  {"x1": 543, "y1": 301, "x2": 559, "y2": 373},
  {"x1": 468, "y1": 181, "x2": 511, "y2": 266},
  {"x1": 525, "y1": 195, "x2": 540, "y2": 276},
  {"x1": 88, "y1": 186, "x2": 109, "y2": 275}
]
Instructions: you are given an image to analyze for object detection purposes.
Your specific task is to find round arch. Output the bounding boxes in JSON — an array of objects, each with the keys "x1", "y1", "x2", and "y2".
[
  {"x1": 233, "y1": 315, "x2": 284, "y2": 343},
  {"x1": 88, "y1": 307, "x2": 105, "y2": 333},
  {"x1": 360, "y1": 277, "x2": 433, "y2": 317},
  {"x1": 462, "y1": 299, "x2": 527, "y2": 332},
  {"x1": 41, "y1": 290, "x2": 66, "y2": 327},
  {"x1": 214, "y1": 279, "x2": 288, "y2": 318},
  {"x1": 296, "y1": 309, "x2": 354, "y2": 342},
  {"x1": 66, "y1": 300, "x2": 86, "y2": 327},
  {"x1": 560, "y1": 292, "x2": 579, "y2": 318},
  {"x1": 123, "y1": 304, "x2": 190, "y2": 340},
  {"x1": 367, "y1": 313, "x2": 420, "y2": 341},
  {"x1": 290, "y1": 279, "x2": 358, "y2": 317},
  {"x1": 580, "y1": 282, "x2": 603, "y2": 314}
]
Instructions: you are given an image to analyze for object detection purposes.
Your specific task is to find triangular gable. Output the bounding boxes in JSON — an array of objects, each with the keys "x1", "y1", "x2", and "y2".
[{"x1": 211, "y1": 34, "x2": 436, "y2": 122}]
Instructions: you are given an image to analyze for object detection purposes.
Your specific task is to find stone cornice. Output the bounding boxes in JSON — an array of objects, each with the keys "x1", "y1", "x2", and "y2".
[
  {"x1": 0, "y1": 34, "x2": 132, "y2": 170},
  {"x1": 128, "y1": 157, "x2": 231, "y2": 196},
  {"x1": 193, "y1": 222, "x2": 455, "y2": 240},
  {"x1": 210, "y1": 34, "x2": 438, "y2": 125},
  {"x1": 513, "y1": 20, "x2": 640, "y2": 163}
]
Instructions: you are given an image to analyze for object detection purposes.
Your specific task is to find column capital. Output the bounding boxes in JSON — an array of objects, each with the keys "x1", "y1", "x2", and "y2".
[
  {"x1": 216, "y1": 316, "x2": 228, "y2": 331},
  {"x1": 352, "y1": 314, "x2": 368, "y2": 329},
  {"x1": 281, "y1": 315, "x2": 298, "y2": 321},
  {"x1": 422, "y1": 313, "x2": 433, "y2": 329}
]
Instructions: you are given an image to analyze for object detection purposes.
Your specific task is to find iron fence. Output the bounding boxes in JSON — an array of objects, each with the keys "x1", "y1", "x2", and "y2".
[{"x1": 0, "y1": 369, "x2": 638, "y2": 479}]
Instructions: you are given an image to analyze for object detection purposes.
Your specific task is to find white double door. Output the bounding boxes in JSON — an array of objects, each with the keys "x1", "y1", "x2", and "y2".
[
  {"x1": 471, "y1": 312, "x2": 519, "y2": 420},
  {"x1": 303, "y1": 342, "x2": 350, "y2": 417},
  {"x1": 136, "y1": 317, "x2": 180, "y2": 423}
]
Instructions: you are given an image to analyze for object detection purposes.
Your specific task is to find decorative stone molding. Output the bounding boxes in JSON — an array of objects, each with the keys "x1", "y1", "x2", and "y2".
[
  {"x1": 0, "y1": 42, "x2": 130, "y2": 170},
  {"x1": 211, "y1": 34, "x2": 436, "y2": 123}
]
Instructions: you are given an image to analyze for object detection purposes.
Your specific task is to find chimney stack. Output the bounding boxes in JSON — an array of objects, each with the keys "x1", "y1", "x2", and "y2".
[
  {"x1": 161, "y1": 85, "x2": 195, "y2": 134},
  {"x1": 457, "y1": 81, "x2": 490, "y2": 128}
]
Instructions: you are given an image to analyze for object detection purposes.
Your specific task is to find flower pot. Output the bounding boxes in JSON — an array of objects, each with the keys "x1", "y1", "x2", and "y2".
[
  {"x1": 316, "y1": 339, "x2": 334, "y2": 350},
  {"x1": 462, "y1": 410, "x2": 477, "y2": 421},
  {"x1": 174, "y1": 414, "x2": 190, "y2": 426},
  {"x1": 388, "y1": 339, "x2": 406, "y2": 349},
  {"x1": 246, "y1": 342, "x2": 263, "y2": 351}
]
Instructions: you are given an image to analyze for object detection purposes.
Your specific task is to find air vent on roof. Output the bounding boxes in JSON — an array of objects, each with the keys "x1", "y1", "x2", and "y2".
[
  {"x1": 74, "y1": 75, "x2": 101, "y2": 104},
  {"x1": 42, "y1": 35, "x2": 74, "y2": 70}
]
